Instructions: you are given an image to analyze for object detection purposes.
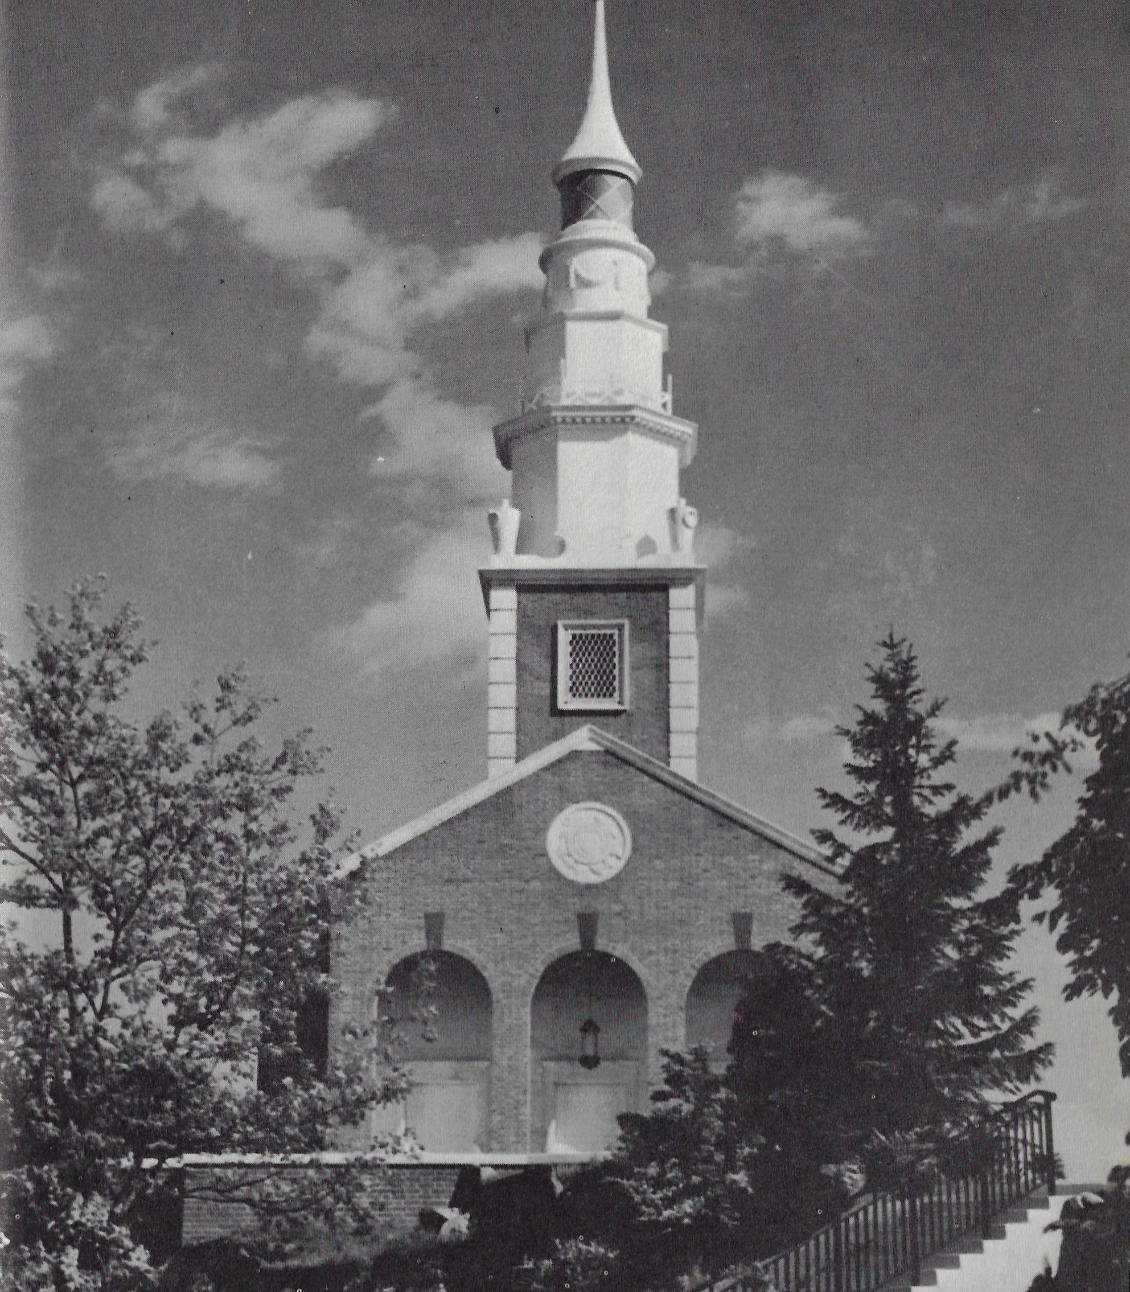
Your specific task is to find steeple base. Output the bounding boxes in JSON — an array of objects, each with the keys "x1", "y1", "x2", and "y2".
[{"x1": 481, "y1": 567, "x2": 703, "y2": 780}]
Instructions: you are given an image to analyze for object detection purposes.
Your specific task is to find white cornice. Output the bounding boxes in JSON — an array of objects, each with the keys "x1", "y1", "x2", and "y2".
[
  {"x1": 477, "y1": 566, "x2": 706, "y2": 615},
  {"x1": 493, "y1": 403, "x2": 698, "y2": 470}
]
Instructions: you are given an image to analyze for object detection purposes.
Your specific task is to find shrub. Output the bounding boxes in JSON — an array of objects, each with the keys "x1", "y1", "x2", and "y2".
[
  {"x1": 522, "y1": 1238, "x2": 622, "y2": 1292},
  {"x1": 1049, "y1": 1167, "x2": 1130, "y2": 1292}
]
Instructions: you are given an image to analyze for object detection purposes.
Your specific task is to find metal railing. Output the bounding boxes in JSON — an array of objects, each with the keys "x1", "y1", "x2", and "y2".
[{"x1": 695, "y1": 1090, "x2": 1057, "y2": 1292}]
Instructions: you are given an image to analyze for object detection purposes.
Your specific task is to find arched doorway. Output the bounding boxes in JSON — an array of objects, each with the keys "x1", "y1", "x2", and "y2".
[
  {"x1": 375, "y1": 951, "x2": 493, "y2": 1151},
  {"x1": 530, "y1": 951, "x2": 647, "y2": 1153},
  {"x1": 684, "y1": 950, "x2": 764, "y2": 1063}
]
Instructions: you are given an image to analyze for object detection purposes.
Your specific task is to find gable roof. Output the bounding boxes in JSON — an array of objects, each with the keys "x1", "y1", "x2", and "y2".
[{"x1": 339, "y1": 725, "x2": 835, "y2": 879}]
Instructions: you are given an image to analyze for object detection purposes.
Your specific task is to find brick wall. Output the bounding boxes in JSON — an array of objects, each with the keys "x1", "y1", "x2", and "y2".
[
  {"x1": 181, "y1": 1160, "x2": 585, "y2": 1251},
  {"x1": 514, "y1": 585, "x2": 670, "y2": 761},
  {"x1": 333, "y1": 747, "x2": 833, "y2": 1152},
  {"x1": 182, "y1": 1162, "x2": 463, "y2": 1249}
]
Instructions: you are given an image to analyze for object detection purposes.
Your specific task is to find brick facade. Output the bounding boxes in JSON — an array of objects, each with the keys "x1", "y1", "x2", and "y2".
[
  {"x1": 181, "y1": 1159, "x2": 591, "y2": 1250},
  {"x1": 513, "y1": 584, "x2": 670, "y2": 761},
  {"x1": 183, "y1": 1162, "x2": 477, "y2": 1248},
  {"x1": 333, "y1": 741, "x2": 833, "y2": 1153}
]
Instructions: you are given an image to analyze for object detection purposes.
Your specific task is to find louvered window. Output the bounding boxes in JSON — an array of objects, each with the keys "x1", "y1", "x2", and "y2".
[{"x1": 556, "y1": 621, "x2": 629, "y2": 711}]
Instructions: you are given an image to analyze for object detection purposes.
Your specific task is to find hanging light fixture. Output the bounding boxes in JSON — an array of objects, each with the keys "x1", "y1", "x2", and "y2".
[
  {"x1": 578, "y1": 949, "x2": 601, "y2": 1069},
  {"x1": 579, "y1": 1016, "x2": 601, "y2": 1070}
]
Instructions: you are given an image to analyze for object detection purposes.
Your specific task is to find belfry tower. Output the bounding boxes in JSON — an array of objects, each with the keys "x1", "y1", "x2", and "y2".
[{"x1": 482, "y1": 0, "x2": 702, "y2": 780}]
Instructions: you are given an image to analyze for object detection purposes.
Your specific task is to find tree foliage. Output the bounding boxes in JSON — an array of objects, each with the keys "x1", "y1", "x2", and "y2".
[
  {"x1": 728, "y1": 946, "x2": 860, "y2": 1222},
  {"x1": 735, "y1": 635, "x2": 1052, "y2": 1180},
  {"x1": 1000, "y1": 668, "x2": 1130, "y2": 1083},
  {"x1": 543, "y1": 1050, "x2": 775, "y2": 1290},
  {"x1": 0, "y1": 578, "x2": 407, "y2": 1288}
]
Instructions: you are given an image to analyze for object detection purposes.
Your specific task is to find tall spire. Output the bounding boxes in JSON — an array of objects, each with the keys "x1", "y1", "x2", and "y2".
[
  {"x1": 553, "y1": 0, "x2": 641, "y2": 186},
  {"x1": 481, "y1": 0, "x2": 701, "y2": 781}
]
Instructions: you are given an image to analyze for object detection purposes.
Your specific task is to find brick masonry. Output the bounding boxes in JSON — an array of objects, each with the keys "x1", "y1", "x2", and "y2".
[
  {"x1": 181, "y1": 1160, "x2": 591, "y2": 1249},
  {"x1": 333, "y1": 746, "x2": 833, "y2": 1153},
  {"x1": 513, "y1": 583, "x2": 671, "y2": 762},
  {"x1": 183, "y1": 1162, "x2": 467, "y2": 1248}
]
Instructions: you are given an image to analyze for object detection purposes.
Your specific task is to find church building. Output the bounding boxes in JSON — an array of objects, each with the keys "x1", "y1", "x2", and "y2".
[{"x1": 329, "y1": 0, "x2": 835, "y2": 1164}]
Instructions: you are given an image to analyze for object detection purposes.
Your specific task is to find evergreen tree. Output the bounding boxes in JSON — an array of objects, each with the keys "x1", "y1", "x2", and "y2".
[
  {"x1": 728, "y1": 946, "x2": 856, "y2": 1233},
  {"x1": 735, "y1": 635, "x2": 1052, "y2": 1179}
]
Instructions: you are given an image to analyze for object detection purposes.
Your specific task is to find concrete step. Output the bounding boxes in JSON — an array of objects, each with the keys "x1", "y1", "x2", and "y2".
[{"x1": 905, "y1": 1191, "x2": 1073, "y2": 1292}]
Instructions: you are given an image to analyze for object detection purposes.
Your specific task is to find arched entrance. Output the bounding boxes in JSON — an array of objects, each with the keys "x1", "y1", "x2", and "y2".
[
  {"x1": 530, "y1": 951, "x2": 647, "y2": 1153},
  {"x1": 685, "y1": 950, "x2": 764, "y2": 1063},
  {"x1": 375, "y1": 951, "x2": 492, "y2": 1151}
]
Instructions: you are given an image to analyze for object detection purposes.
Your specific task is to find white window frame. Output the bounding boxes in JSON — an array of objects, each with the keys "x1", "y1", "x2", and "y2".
[{"x1": 556, "y1": 620, "x2": 629, "y2": 712}]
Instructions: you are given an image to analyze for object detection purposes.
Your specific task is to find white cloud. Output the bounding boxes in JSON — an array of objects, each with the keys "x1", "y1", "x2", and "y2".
[
  {"x1": 99, "y1": 83, "x2": 389, "y2": 271},
  {"x1": 153, "y1": 92, "x2": 386, "y2": 270},
  {"x1": 94, "y1": 69, "x2": 543, "y2": 508},
  {"x1": 683, "y1": 170, "x2": 870, "y2": 293},
  {"x1": 648, "y1": 267, "x2": 673, "y2": 297},
  {"x1": 0, "y1": 314, "x2": 56, "y2": 375},
  {"x1": 733, "y1": 171, "x2": 870, "y2": 257},
  {"x1": 411, "y1": 235, "x2": 546, "y2": 320},
  {"x1": 695, "y1": 521, "x2": 752, "y2": 620},
  {"x1": 109, "y1": 397, "x2": 279, "y2": 491},
  {"x1": 778, "y1": 712, "x2": 839, "y2": 742},
  {"x1": 130, "y1": 64, "x2": 222, "y2": 133},
  {"x1": 365, "y1": 378, "x2": 508, "y2": 501},
  {"x1": 934, "y1": 712, "x2": 1067, "y2": 753},
  {"x1": 331, "y1": 508, "x2": 490, "y2": 680},
  {"x1": 25, "y1": 252, "x2": 85, "y2": 295},
  {"x1": 91, "y1": 170, "x2": 183, "y2": 241},
  {"x1": 941, "y1": 176, "x2": 1086, "y2": 230},
  {"x1": 0, "y1": 314, "x2": 57, "y2": 428},
  {"x1": 305, "y1": 246, "x2": 423, "y2": 384},
  {"x1": 306, "y1": 234, "x2": 543, "y2": 390}
]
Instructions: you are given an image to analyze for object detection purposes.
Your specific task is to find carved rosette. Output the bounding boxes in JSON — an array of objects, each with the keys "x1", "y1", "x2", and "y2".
[{"x1": 546, "y1": 802, "x2": 632, "y2": 885}]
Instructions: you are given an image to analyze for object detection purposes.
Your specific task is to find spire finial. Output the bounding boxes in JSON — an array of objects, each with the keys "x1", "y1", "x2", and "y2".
[{"x1": 553, "y1": 0, "x2": 641, "y2": 186}]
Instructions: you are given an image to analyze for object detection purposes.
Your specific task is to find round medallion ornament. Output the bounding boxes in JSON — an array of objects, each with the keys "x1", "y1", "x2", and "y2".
[{"x1": 546, "y1": 802, "x2": 632, "y2": 885}]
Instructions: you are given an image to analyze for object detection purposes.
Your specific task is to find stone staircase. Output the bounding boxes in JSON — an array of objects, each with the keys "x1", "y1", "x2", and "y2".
[{"x1": 890, "y1": 1188, "x2": 1094, "y2": 1291}]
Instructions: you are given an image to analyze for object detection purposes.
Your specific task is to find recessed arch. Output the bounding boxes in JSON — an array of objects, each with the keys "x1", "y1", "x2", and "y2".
[
  {"x1": 530, "y1": 950, "x2": 647, "y2": 1153},
  {"x1": 385, "y1": 950, "x2": 492, "y2": 1061},
  {"x1": 376, "y1": 950, "x2": 493, "y2": 1151},
  {"x1": 684, "y1": 949, "x2": 765, "y2": 1059}
]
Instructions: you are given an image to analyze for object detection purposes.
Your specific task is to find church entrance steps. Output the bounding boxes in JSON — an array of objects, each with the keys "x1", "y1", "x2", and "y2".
[
  {"x1": 874, "y1": 1192, "x2": 1067, "y2": 1292},
  {"x1": 694, "y1": 1093, "x2": 1062, "y2": 1292}
]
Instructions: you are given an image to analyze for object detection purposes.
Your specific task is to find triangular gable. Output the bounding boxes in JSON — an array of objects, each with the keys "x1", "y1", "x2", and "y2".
[{"x1": 339, "y1": 725, "x2": 834, "y2": 878}]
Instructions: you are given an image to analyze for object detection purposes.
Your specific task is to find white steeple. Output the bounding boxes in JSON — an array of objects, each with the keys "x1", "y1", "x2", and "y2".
[
  {"x1": 486, "y1": 0, "x2": 698, "y2": 568},
  {"x1": 482, "y1": 0, "x2": 703, "y2": 783},
  {"x1": 553, "y1": 0, "x2": 641, "y2": 186}
]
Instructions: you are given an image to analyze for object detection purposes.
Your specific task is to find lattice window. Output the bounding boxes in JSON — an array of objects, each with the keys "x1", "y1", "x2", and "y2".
[{"x1": 557, "y1": 621, "x2": 629, "y2": 711}]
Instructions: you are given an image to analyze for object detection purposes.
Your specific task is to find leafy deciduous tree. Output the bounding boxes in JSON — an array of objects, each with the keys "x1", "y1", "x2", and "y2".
[
  {"x1": 0, "y1": 578, "x2": 408, "y2": 1289},
  {"x1": 1000, "y1": 669, "x2": 1130, "y2": 1087}
]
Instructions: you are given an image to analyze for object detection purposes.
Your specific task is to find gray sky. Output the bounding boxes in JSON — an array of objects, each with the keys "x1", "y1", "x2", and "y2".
[{"x1": 3, "y1": 0, "x2": 1128, "y2": 1178}]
